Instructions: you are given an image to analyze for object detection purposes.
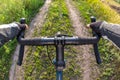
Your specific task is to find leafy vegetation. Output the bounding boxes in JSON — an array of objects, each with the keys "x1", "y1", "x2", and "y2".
[
  {"x1": 0, "y1": 0, "x2": 44, "y2": 79},
  {"x1": 72, "y1": 0, "x2": 120, "y2": 79},
  {"x1": 23, "y1": 0, "x2": 81, "y2": 80},
  {"x1": 114, "y1": 0, "x2": 120, "y2": 3}
]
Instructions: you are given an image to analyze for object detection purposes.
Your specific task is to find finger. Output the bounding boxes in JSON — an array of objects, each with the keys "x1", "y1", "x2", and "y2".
[
  {"x1": 86, "y1": 24, "x2": 90, "y2": 28},
  {"x1": 25, "y1": 24, "x2": 29, "y2": 29}
]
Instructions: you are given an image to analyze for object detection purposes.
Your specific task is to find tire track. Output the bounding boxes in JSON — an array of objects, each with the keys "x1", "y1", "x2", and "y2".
[
  {"x1": 65, "y1": 0, "x2": 99, "y2": 80},
  {"x1": 9, "y1": 0, "x2": 52, "y2": 80}
]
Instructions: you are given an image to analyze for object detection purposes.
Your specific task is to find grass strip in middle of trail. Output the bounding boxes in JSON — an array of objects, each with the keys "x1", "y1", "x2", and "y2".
[{"x1": 24, "y1": 0, "x2": 81, "y2": 80}]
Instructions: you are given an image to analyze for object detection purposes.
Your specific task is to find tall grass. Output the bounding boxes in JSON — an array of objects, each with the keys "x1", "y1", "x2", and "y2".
[
  {"x1": 0, "y1": 0, "x2": 25, "y2": 24},
  {"x1": 87, "y1": 0, "x2": 120, "y2": 23},
  {"x1": 0, "y1": 0, "x2": 44, "y2": 79},
  {"x1": 73, "y1": 0, "x2": 120, "y2": 79},
  {"x1": 23, "y1": 0, "x2": 45, "y2": 21},
  {"x1": 114, "y1": 0, "x2": 120, "y2": 3}
]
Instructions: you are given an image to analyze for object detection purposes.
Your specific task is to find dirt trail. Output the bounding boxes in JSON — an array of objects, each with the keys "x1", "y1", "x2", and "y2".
[
  {"x1": 65, "y1": 0, "x2": 99, "y2": 80},
  {"x1": 9, "y1": 0, "x2": 52, "y2": 80}
]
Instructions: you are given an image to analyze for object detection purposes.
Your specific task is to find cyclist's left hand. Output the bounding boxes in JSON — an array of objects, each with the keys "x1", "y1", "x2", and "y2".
[{"x1": 16, "y1": 23, "x2": 29, "y2": 30}]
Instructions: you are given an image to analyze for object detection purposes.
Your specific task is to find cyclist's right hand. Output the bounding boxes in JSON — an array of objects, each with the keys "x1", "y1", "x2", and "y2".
[{"x1": 87, "y1": 21, "x2": 103, "y2": 36}]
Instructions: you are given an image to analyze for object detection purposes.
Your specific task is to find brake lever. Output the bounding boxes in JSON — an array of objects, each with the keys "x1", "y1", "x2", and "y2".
[
  {"x1": 17, "y1": 18, "x2": 26, "y2": 66},
  {"x1": 91, "y1": 16, "x2": 102, "y2": 64}
]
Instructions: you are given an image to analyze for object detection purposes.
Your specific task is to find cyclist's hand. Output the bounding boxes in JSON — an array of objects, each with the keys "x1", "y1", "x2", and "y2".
[{"x1": 87, "y1": 21, "x2": 103, "y2": 35}]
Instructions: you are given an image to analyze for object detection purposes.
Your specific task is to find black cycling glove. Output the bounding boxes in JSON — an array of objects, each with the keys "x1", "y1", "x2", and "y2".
[{"x1": 90, "y1": 21, "x2": 103, "y2": 36}]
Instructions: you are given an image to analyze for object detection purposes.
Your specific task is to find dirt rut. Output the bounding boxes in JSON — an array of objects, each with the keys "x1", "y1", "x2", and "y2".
[
  {"x1": 9, "y1": 0, "x2": 52, "y2": 80},
  {"x1": 65, "y1": 0, "x2": 99, "y2": 80}
]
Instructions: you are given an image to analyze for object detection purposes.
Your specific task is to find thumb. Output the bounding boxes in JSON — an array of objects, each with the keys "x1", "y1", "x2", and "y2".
[
  {"x1": 24, "y1": 24, "x2": 29, "y2": 29},
  {"x1": 86, "y1": 24, "x2": 90, "y2": 28}
]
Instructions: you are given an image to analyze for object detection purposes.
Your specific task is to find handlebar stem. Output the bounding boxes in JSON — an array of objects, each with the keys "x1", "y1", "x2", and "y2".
[{"x1": 55, "y1": 36, "x2": 65, "y2": 71}]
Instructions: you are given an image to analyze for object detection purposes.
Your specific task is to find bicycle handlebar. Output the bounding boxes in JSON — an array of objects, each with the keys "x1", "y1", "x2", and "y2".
[
  {"x1": 17, "y1": 17, "x2": 102, "y2": 67},
  {"x1": 18, "y1": 36, "x2": 99, "y2": 46},
  {"x1": 91, "y1": 16, "x2": 102, "y2": 64},
  {"x1": 17, "y1": 18, "x2": 25, "y2": 66}
]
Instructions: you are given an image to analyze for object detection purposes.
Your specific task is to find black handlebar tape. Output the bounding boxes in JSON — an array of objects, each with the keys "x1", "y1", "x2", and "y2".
[
  {"x1": 17, "y1": 44, "x2": 24, "y2": 66},
  {"x1": 91, "y1": 16, "x2": 102, "y2": 64},
  {"x1": 20, "y1": 18, "x2": 26, "y2": 24},
  {"x1": 17, "y1": 18, "x2": 26, "y2": 66}
]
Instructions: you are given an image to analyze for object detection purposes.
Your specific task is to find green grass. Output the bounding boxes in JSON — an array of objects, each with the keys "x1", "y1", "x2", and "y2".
[
  {"x1": 0, "y1": 0, "x2": 44, "y2": 79},
  {"x1": 0, "y1": 40, "x2": 17, "y2": 80},
  {"x1": 23, "y1": 0, "x2": 81, "y2": 80},
  {"x1": 72, "y1": 0, "x2": 120, "y2": 79},
  {"x1": 114, "y1": 0, "x2": 120, "y2": 3}
]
